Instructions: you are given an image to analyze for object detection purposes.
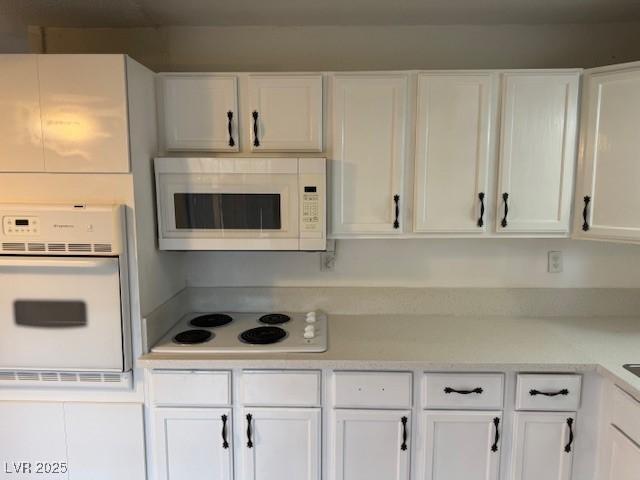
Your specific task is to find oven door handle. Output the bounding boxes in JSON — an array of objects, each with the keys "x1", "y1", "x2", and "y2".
[{"x1": 0, "y1": 258, "x2": 114, "y2": 269}]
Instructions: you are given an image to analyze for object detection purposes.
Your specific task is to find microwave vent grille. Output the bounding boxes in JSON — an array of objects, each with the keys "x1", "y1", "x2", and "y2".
[
  {"x1": 68, "y1": 243, "x2": 91, "y2": 252},
  {"x1": 2, "y1": 242, "x2": 25, "y2": 251},
  {"x1": 0, "y1": 370, "x2": 133, "y2": 389},
  {"x1": 27, "y1": 243, "x2": 46, "y2": 252},
  {"x1": 93, "y1": 243, "x2": 113, "y2": 253},
  {"x1": 47, "y1": 243, "x2": 66, "y2": 252}
]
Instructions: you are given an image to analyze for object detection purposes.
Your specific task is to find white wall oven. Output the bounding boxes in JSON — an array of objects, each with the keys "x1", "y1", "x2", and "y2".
[
  {"x1": 155, "y1": 157, "x2": 326, "y2": 251},
  {"x1": 0, "y1": 204, "x2": 131, "y2": 373}
]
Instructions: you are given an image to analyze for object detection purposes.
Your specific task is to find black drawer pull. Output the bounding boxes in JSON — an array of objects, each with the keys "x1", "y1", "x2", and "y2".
[
  {"x1": 582, "y1": 196, "x2": 591, "y2": 231},
  {"x1": 444, "y1": 387, "x2": 483, "y2": 395},
  {"x1": 564, "y1": 418, "x2": 574, "y2": 452},
  {"x1": 221, "y1": 414, "x2": 229, "y2": 449},
  {"x1": 252, "y1": 111, "x2": 260, "y2": 147},
  {"x1": 477, "y1": 192, "x2": 485, "y2": 227},
  {"x1": 227, "y1": 111, "x2": 235, "y2": 147},
  {"x1": 491, "y1": 417, "x2": 500, "y2": 452},
  {"x1": 501, "y1": 192, "x2": 509, "y2": 227},
  {"x1": 529, "y1": 388, "x2": 569, "y2": 397},
  {"x1": 246, "y1": 413, "x2": 253, "y2": 448},
  {"x1": 400, "y1": 416, "x2": 408, "y2": 451},
  {"x1": 393, "y1": 194, "x2": 400, "y2": 229}
]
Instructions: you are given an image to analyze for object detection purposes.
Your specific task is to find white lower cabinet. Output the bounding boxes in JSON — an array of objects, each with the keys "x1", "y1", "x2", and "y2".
[
  {"x1": 603, "y1": 426, "x2": 640, "y2": 480},
  {"x1": 511, "y1": 412, "x2": 576, "y2": 480},
  {"x1": 241, "y1": 408, "x2": 321, "y2": 480},
  {"x1": 332, "y1": 409, "x2": 411, "y2": 480},
  {"x1": 153, "y1": 407, "x2": 233, "y2": 480},
  {"x1": 419, "y1": 411, "x2": 501, "y2": 480}
]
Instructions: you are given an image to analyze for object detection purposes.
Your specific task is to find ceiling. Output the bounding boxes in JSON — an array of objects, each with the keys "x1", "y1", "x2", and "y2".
[{"x1": 2, "y1": 0, "x2": 640, "y2": 28}]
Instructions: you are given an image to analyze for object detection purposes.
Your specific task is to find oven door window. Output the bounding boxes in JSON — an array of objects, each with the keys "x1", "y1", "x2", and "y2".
[
  {"x1": 14, "y1": 300, "x2": 87, "y2": 328},
  {"x1": 173, "y1": 193, "x2": 282, "y2": 230}
]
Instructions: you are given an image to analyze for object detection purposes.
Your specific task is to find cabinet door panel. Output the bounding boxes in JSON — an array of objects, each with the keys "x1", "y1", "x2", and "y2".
[
  {"x1": 0, "y1": 55, "x2": 44, "y2": 172},
  {"x1": 497, "y1": 72, "x2": 579, "y2": 234},
  {"x1": 414, "y1": 73, "x2": 494, "y2": 233},
  {"x1": 511, "y1": 412, "x2": 575, "y2": 480},
  {"x1": 332, "y1": 409, "x2": 410, "y2": 480},
  {"x1": 604, "y1": 426, "x2": 640, "y2": 480},
  {"x1": 65, "y1": 403, "x2": 145, "y2": 480},
  {"x1": 38, "y1": 54, "x2": 129, "y2": 173},
  {"x1": 331, "y1": 74, "x2": 408, "y2": 235},
  {"x1": 577, "y1": 64, "x2": 640, "y2": 241},
  {"x1": 161, "y1": 75, "x2": 238, "y2": 151},
  {"x1": 243, "y1": 408, "x2": 320, "y2": 480},
  {"x1": 248, "y1": 75, "x2": 322, "y2": 151},
  {"x1": 153, "y1": 407, "x2": 233, "y2": 480}
]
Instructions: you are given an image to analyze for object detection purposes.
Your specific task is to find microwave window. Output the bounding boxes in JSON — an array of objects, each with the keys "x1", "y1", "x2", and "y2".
[
  {"x1": 14, "y1": 301, "x2": 87, "y2": 328},
  {"x1": 174, "y1": 193, "x2": 282, "y2": 230}
]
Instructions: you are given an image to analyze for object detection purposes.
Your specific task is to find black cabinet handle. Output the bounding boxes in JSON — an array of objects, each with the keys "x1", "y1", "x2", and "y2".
[
  {"x1": 444, "y1": 387, "x2": 483, "y2": 395},
  {"x1": 393, "y1": 195, "x2": 400, "y2": 229},
  {"x1": 252, "y1": 111, "x2": 260, "y2": 147},
  {"x1": 564, "y1": 418, "x2": 574, "y2": 452},
  {"x1": 529, "y1": 388, "x2": 569, "y2": 397},
  {"x1": 400, "y1": 416, "x2": 408, "y2": 451},
  {"x1": 246, "y1": 413, "x2": 253, "y2": 448},
  {"x1": 491, "y1": 417, "x2": 500, "y2": 452},
  {"x1": 221, "y1": 414, "x2": 229, "y2": 449},
  {"x1": 582, "y1": 196, "x2": 591, "y2": 231},
  {"x1": 501, "y1": 192, "x2": 509, "y2": 227},
  {"x1": 477, "y1": 192, "x2": 485, "y2": 227},
  {"x1": 227, "y1": 111, "x2": 235, "y2": 147}
]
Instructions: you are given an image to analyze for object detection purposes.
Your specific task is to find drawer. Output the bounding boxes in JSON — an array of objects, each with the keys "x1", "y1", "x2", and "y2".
[
  {"x1": 333, "y1": 371, "x2": 412, "y2": 408},
  {"x1": 423, "y1": 373, "x2": 504, "y2": 409},
  {"x1": 151, "y1": 370, "x2": 231, "y2": 406},
  {"x1": 242, "y1": 370, "x2": 321, "y2": 406},
  {"x1": 515, "y1": 374, "x2": 582, "y2": 411},
  {"x1": 611, "y1": 386, "x2": 640, "y2": 444}
]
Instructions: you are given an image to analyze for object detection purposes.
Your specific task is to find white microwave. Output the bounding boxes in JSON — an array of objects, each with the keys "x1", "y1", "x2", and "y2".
[{"x1": 154, "y1": 157, "x2": 326, "y2": 251}]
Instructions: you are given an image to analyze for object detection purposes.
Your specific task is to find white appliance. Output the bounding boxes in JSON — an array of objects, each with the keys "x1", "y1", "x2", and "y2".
[
  {"x1": 152, "y1": 311, "x2": 327, "y2": 354},
  {"x1": 154, "y1": 157, "x2": 326, "y2": 250},
  {"x1": 0, "y1": 204, "x2": 131, "y2": 372}
]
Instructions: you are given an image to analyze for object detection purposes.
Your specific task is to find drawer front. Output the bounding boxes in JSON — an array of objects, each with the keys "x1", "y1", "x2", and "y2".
[
  {"x1": 516, "y1": 374, "x2": 582, "y2": 411},
  {"x1": 152, "y1": 370, "x2": 231, "y2": 406},
  {"x1": 333, "y1": 371, "x2": 412, "y2": 408},
  {"x1": 611, "y1": 386, "x2": 640, "y2": 444},
  {"x1": 242, "y1": 370, "x2": 321, "y2": 406},
  {"x1": 423, "y1": 373, "x2": 504, "y2": 409}
]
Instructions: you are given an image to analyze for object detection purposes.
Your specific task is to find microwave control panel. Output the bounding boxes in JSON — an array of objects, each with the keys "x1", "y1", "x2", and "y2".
[
  {"x1": 302, "y1": 186, "x2": 321, "y2": 231},
  {"x1": 3, "y1": 216, "x2": 40, "y2": 236}
]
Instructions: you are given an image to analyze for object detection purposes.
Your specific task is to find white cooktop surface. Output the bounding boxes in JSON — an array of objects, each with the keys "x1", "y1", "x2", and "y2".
[{"x1": 151, "y1": 311, "x2": 327, "y2": 354}]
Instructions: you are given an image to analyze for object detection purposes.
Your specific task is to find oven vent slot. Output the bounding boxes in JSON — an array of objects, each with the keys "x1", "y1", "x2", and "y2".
[
  {"x1": 93, "y1": 243, "x2": 113, "y2": 253},
  {"x1": 41, "y1": 372, "x2": 59, "y2": 382},
  {"x1": 17, "y1": 372, "x2": 39, "y2": 381},
  {"x1": 60, "y1": 373, "x2": 78, "y2": 382},
  {"x1": 78, "y1": 373, "x2": 102, "y2": 383},
  {"x1": 0, "y1": 371, "x2": 16, "y2": 381},
  {"x1": 68, "y1": 243, "x2": 91, "y2": 252},
  {"x1": 47, "y1": 243, "x2": 66, "y2": 252},
  {"x1": 2, "y1": 242, "x2": 26, "y2": 251},
  {"x1": 27, "y1": 243, "x2": 46, "y2": 252},
  {"x1": 0, "y1": 371, "x2": 133, "y2": 390}
]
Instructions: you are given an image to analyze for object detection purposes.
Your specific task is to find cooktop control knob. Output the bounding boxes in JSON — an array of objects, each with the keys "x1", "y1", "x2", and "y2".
[
  {"x1": 304, "y1": 328, "x2": 315, "y2": 339},
  {"x1": 306, "y1": 312, "x2": 317, "y2": 323}
]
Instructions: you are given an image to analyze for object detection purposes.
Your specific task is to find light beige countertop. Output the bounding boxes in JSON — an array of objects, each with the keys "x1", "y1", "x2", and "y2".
[{"x1": 138, "y1": 314, "x2": 640, "y2": 397}]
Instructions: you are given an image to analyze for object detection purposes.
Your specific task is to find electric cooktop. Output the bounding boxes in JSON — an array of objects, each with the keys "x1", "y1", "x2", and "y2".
[{"x1": 152, "y1": 311, "x2": 328, "y2": 354}]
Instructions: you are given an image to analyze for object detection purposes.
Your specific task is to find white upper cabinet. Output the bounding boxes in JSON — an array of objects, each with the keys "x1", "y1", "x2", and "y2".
[
  {"x1": 0, "y1": 55, "x2": 44, "y2": 172},
  {"x1": 248, "y1": 74, "x2": 323, "y2": 152},
  {"x1": 496, "y1": 71, "x2": 579, "y2": 234},
  {"x1": 414, "y1": 73, "x2": 495, "y2": 233},
  {"x1": 330, "y1": 73, "x2": 408, "y2": 236},
  {"x1": 37, "y1": 54, "x2": 130, "y2": 173},
  {"x1": 575, "y1": 62, "x2": 640, "y2": 242},
  {"x1": 160, "y1": 74, "x2": 239, "y2": 151}
]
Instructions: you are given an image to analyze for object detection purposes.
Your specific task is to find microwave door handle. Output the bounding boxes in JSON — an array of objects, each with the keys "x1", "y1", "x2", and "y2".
[{"x1": 0, "y1": 258, "x2": 113, "y2": 269}]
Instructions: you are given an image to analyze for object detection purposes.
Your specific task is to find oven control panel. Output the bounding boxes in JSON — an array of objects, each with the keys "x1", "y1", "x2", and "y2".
[{"x1": 3, "y1": 216, "x2": 39, "y2": 236}]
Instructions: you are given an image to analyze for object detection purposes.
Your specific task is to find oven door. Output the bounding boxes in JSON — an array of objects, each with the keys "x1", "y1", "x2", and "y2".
[
  {"x1": 0, "y1": 256, "x2": 124, "y2": 371},
  {"x1": 157, "y1": 171, "x2": 300, "y2": 250}
]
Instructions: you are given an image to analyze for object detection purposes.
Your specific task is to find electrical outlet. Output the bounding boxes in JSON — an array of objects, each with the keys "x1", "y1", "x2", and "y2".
[{"x1": 548, "y1": 251, "x2": 563, "y2": 273}]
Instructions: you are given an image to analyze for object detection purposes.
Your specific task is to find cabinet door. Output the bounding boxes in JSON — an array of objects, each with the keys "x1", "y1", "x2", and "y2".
[
  {"x1": 160, "y1": 74, "x2": 239, "y2": 151},
  {"x1": 64, "y1": 403, "x2": 146, "y2": 480},
  {"x1": 414, "y1": 73, "x2": 494, "y2": 233},
  {"x1": 0, "y1": 401, "x2": 68, "y2": 480},
  {"x1": 603, "y1": 426, "x2": 640, "y2": 480},
  {"x1": 242, "y1": 408, "x2": 320, "y2": 480},
  {"x1": 497, "y1": 72, "x2": 579, "y2": 234},
  {"x1": 576, "y1": 63, "x2": 640, "y2": 241},
  {"x1": 332, "y1": 409, "x2": 410, "y2": 480},
  {"x1": 37, "y1": 54, "x2": 129, "y2": 173},
  {"x1": 331, "y1": 73, "x2": 408, "y2": 235},
  {"x1": 511, "y1": 412, "x2": 576, "y2": 480},
  {"x1": 419, "y1": 411, "x2": 501, "y2": 480},
  {"x1": 248, "y1": 74, "x2": 322, "y2": 151},
  {"x1": 153, "y1": 407, "x2": 233, "y2": 480},
  {"x1": 0, "y1": 55, "x2": 44, "y2": 172}
]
